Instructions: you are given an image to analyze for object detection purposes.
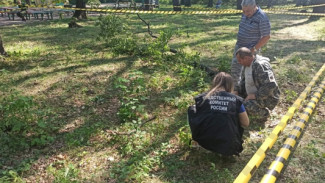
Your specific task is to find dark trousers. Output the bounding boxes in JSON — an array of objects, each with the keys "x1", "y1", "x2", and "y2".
[{"x1": 17, "y1": 11, "x2": 26, "y2": 20}]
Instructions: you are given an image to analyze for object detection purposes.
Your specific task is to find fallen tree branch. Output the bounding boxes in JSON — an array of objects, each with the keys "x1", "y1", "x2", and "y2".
[
  {"x1": 192, "y1": 61, "x2": 219, "y2": 77},
  {"x1": 135, "y1": 14, "x2": 217, "y2": 76},
  {"x1": 137, "y1": 13, "x2": 158, "y2": 39},
  {"x1": 0, "y1": 35, "x2": 8, "y2": 56},
  {"x1": 136, "y1": 13, "x2": 179, "y2": 54}
]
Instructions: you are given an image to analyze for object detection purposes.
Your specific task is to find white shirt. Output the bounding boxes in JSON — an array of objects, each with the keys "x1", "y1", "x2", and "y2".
[{"x1": 245, "y1": 63, "x2": 257, "y2": 95}]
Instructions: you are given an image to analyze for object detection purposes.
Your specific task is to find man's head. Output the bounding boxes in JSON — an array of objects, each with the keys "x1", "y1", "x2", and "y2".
[
  {"x1": 236, "y1": 47, "x2": 254, "y2": 67},
  {"x1": 241, "y1": 0, "x2": 257, "y2": 18}
]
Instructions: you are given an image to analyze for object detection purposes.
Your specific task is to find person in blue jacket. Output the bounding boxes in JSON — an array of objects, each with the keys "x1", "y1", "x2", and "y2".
[{"x1": 216, "y1": 0, "x2": 222, "y2": 9}]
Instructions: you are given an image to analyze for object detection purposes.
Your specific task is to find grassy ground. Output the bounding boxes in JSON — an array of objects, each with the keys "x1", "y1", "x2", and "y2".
[{"x1": 0, "y1": 5, "x2": 324, "y2": 183}]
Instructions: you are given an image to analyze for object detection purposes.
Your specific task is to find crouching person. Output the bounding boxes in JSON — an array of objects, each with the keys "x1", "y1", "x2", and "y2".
[
  {"x1": 235, "y1": 47, "x2": 280, "y2": 121},
  {"x1": 188, "y1": 72, "x2": 249, "y2": 156}
]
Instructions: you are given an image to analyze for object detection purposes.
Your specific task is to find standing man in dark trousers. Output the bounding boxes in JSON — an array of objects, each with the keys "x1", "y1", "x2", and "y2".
[{"x1": 232, "y1": 0, "x2": 271, "y2": 91}]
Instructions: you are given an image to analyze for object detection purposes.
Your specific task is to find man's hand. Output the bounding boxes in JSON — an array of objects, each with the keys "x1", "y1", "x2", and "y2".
[
  {"x1": 250, "y1": 46, "x2": 257, "y2": 54},
  {"x1": 245, "y1": 93, "x2": 256, "y2": 101}
]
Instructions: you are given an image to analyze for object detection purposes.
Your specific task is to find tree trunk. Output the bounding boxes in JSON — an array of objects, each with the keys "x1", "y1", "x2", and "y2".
[
  {"x1": 311, "y1": 0, "x2": 325, "y2": 13},
  {"x1": 173, "y1": 0, "x2": 181, "y2": 11},
  {"x1": 184, "y1": 0, "x2": 191, "y2": 7},
  {"x1": 0, "y1": 35, "x2": 8, "y2": 56},
  {"x1": 73, "y1": 0, "x2": 87, "y2": 19},
  {"x1": 144, "y1": 0, "x2": 153, "y2": 10},
  {"x1": 237, "y1": 0, "x2": 242, "y2": 10},
  {"x1": 208, "y1": 0, "x2": 213, "y2": 7}
]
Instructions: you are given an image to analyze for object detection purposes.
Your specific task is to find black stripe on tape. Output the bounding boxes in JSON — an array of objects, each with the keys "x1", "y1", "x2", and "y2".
[
  {"x1": 299, "y1": 118, "x2": 307, "y2": 123},
  {"x1": 282, "y1": 144, "x2": 293, "y2": 150},
  {"x1": 302, "y1": 111, "x2": 311, "y2": 116},
  {"x1": 275, "y1": 156, "x2": 286, "y2": 163},
  {"x1": 293, "y1": 126, "x2": 302, "y2": 131},
  {"x1": 288, "y1": 134, "x2": 298, "y2": 140},
  {"x1": 266, "y1": 169, "x2": 280, "y2": 178},
  {"x1": 310, "y1": 100, "x2": 317, "y2": 105},
  {"x1": 311, "y1": 94, "x2": 320, "y2": 99}
]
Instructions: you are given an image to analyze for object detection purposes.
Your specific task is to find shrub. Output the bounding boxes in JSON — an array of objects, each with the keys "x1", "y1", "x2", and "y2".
[{"x1": 0, "y1": 93, "x2": 54, "y2": 149}]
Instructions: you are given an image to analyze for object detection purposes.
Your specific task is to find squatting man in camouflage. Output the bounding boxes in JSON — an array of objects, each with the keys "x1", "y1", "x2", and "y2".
[{"x1": 234, "y1": 47, "x2": 280, "y2": 120}]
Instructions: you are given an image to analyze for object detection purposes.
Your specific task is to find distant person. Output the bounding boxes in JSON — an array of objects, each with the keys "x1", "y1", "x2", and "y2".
[
  {"x1": 231, "y1": 0, "x2": 271, "y2": 89},
  {"x1": 216, "y1": 0, "x2": 222, "y2": 9},
  {"x1": 235, "y1": 47, "x2": 280, "y2": 121},
  {"x1": 17, "y1": 0, "x2": 28, "y2": 21},
  {"x1": 188, "y1": 72, "x2": 249, "y2": 156}
]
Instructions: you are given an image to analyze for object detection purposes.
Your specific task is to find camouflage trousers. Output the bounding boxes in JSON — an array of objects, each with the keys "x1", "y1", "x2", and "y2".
[{"x1": 243, "y1": 99, "x2": 270, "y2": 120}]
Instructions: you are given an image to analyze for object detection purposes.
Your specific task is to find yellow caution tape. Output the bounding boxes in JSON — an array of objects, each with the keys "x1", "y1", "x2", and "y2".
[
  {"x1": 56, "y1": 7, "x2": 243, "y2": 15},
  {"x1": 266, "y1": 3, "x2": 325, "y2": 11},
  {"x1": 233, "y1": 63, "x2": 325, "y2": 183},
  {"x1": 172, "y1": 4, "x2": 325, "y2": 11},
  {"x1": 260, "y1": 78, "x2": 325, "y2": 183},
  {"x1": 3, "y1": 3, "x2": 325, "y2": 16},
  {"x1": 265, "y1": 10, "x2": 325, "y2": 16},
  {"x1": 49, "y1": 6, "x2": 325, "y2": 16}
]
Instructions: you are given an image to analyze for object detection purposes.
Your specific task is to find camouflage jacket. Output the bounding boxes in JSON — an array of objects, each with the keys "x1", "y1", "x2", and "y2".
[
  {"x1": 236, "y1": 55, "x2": 280, "y2": 110},
  {"x1": 18, "y1": 4, "x2": 28, "y2": 12}
]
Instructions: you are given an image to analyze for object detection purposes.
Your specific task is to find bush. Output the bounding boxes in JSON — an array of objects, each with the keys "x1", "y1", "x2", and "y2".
[
  {"x1": 0, "y1": 93, "x2": 54, "y2": 149},
  {"x1": 96, "y1": 14, "x2": 175, "y2": 59}
]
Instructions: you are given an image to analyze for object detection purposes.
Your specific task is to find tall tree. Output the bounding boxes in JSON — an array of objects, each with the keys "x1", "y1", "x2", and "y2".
[
  {"x1": 0, "y1": 35, "x2": 8, "y2": 56},
  {"x1": 173, "y1": 0, "x2": 181, "y2": 11},
  {"x1": 208, "y1": 0, "x2": 213, "y2": 7},
  {"x1": 184, "y1": 0, "x2": 191, "y2": 7},
  {"x1": 73, "y1": 0, "x2": 87, "y2": 19},
  {"x1": 144, "y1": 0, "x2": 153, "y2": 10}
]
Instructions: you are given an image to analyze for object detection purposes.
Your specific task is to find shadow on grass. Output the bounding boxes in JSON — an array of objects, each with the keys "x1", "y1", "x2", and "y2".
[
  {"x1": 0, "y1": 55, "x2": 136, "y2": 177},
  {"x1": 270, "y1": 14, "x2": 321, "y2": 32},
  {"x1": 263, "y1": 39, "x2": 325, "y2": 63},
  {"x1": 1, "y1": 13, "x2": 324, "y2": 181}
]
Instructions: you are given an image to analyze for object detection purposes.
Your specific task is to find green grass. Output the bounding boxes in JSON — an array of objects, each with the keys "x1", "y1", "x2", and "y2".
[{"x1": 0, "y1": 9, "x2": 324, "y2": 183}]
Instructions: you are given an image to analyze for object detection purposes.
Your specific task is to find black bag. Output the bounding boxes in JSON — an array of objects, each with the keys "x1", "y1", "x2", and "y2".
[{"x1": 188, "y1": 105, "x2": 243, "y2": 156}]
